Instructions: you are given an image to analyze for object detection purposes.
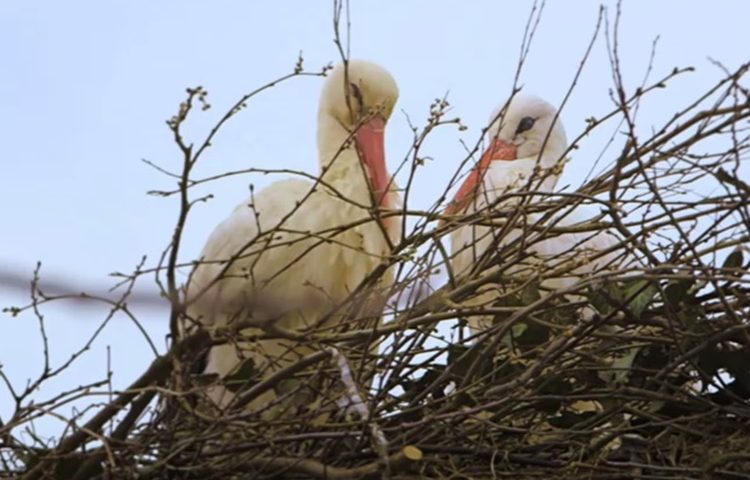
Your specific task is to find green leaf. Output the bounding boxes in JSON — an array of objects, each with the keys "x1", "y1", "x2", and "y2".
[
  {"x1": 500, "y1": 322, "x2": 528, "y2": 349},
  {"x1": 57, "y1": 456, "x2": 103, "y2": 478},
  {"x1": 261, "y1": 402, "x2": 288, "y2": 421},
  {"x1": 276, "y1": 378, "x2": 301, "y2": 396},
  {"x1": 587, "y1": 283, "x2": 623, "y2": 316},
  {"x1": 511, "y1": 321, "x2": 529, "y2": 338},
  {"x1": 513, "y1": 320, "x2": 550, "y2": 350},
  {"x1": 276, "y1": 378, "x2": 316, "y2": 410},
  {"x1": 447, "y1": 344, "x2": 470, "y2": 365},
  {"x1": 664, "y1": 279, "x2": 694, "y2": 307},
  {"x1": 624, "y1": 280, "x2": 658, "y2": 318},
  {"x1": 224, "y1": 358, "x2": 257, "y2": 393},
  {"x1": 723, "y1": 249, "x2": 744, "y2": 269},
  {"x1": 520, "y1": 283, "x2": 541, "y2": 305},
  {"x1": 677, "y1": 307, "x2": 702, "y2": 331},
  {"x1": 723, "y1": 249, "x2": 744, "y2": 279},
  {"x1": 448, "y1": 344, "x2": 491, "y2": 379},
  {"x1": 598, "y1": 346, "x2": 641, "y2": 384},
  {"x1": 191, "y1": 373, "x2": 219, "y2": 386}
]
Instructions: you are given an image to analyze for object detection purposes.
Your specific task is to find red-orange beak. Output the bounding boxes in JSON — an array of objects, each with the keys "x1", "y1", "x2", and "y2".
[
  {"x1": 355, "y1": 115, "x2": 390, "y2": 208},
  {"x1": 441, "y1": 138, "x2": 517, "y2": 226}
]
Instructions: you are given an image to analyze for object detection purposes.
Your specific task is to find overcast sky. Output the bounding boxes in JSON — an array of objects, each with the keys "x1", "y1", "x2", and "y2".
[{"x1": 1, "y1": 1, "x2": 748, "y2": 438}]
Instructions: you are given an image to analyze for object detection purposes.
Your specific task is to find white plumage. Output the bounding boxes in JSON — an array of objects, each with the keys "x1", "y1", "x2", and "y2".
[
  {"x1": 184, "y1": 60, "x2": 401, "y2": 409},
  {"x1": 446, "y1": 95, "x2": 625, "y2": 335}
]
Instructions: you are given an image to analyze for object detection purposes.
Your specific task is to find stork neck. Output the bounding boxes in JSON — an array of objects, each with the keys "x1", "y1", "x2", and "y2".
[
  {"x1": 316, "y1": 113, "x2": 373, "y2": 204},
  {"x1": 536, "y1": 140, "x2": 567, "y2": 191}
]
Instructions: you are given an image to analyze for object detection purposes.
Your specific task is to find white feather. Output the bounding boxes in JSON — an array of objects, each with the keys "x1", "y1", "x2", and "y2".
[
  {"x1": 184, "y1": 61, "x2": 401, "y2": 408},
  {"x1": 450, "y1": 96, "x2": 626, "y2": 336}
]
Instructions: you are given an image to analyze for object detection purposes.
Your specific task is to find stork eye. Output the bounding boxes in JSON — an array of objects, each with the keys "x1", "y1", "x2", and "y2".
[
  {"x1": 515, "y1": 116, "x2": 536, "y2": 135},
  {"x1": 349, "y1": 82, "x2": 365, "y2": 112}
]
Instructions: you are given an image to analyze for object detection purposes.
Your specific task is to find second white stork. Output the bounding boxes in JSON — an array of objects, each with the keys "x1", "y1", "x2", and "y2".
[
  {"x1": 445, "y1": 95, "x2": 624, "y2": 336},
  {"x1": 184, "y1": 60, "x2": 401, "y2": 410}
]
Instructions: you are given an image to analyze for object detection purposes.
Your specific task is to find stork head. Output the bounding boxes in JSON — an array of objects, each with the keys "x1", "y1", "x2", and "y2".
[
  {"x1": 486, "y1": 94, "x2": 567, "y2": 164},
  {"x1": 442, "y1": 95, "x2": 568, "y2": 222},
  {"x1": 319, "y1": 60, "x2": 399, "y2": 207},
  {"x1": 320, "y1": 60, "x2": 399, "y2": 128}
]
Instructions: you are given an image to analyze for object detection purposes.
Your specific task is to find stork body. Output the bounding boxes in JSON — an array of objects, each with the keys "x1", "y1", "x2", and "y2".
[
  {"x1": 185, "y1": 60, "x2": 401, "y2": 409},
  {"x1": 447, "y1": 95, "x2": 623, "y2": 336}
]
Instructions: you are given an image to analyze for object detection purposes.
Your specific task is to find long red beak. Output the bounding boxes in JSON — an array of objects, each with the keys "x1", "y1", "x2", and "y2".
[
  {"x1": 441, "y1": 138, "x2": 517, "y2": 225},
  {"x1": 355, "y1": 115, "x2": 390, "y2": 208}
]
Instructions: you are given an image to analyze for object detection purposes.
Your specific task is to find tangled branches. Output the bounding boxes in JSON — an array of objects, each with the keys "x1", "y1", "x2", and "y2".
[{"x1": 2, "y1": 6, "x2": 750, "y2": 480}]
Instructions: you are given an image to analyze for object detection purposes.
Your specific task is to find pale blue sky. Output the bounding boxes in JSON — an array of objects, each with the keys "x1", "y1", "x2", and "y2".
[{"x1": 1, "y1": 1, "x2": 748, "y2": 437}]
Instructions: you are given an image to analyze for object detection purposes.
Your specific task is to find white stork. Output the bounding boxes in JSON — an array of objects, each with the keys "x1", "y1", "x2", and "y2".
[
  {"x1": 445, "y1": 95, "x2": 624, "y2": 336},
  {"x1": 184, "y1": 60, "x2": 401, "y2": 409}
]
